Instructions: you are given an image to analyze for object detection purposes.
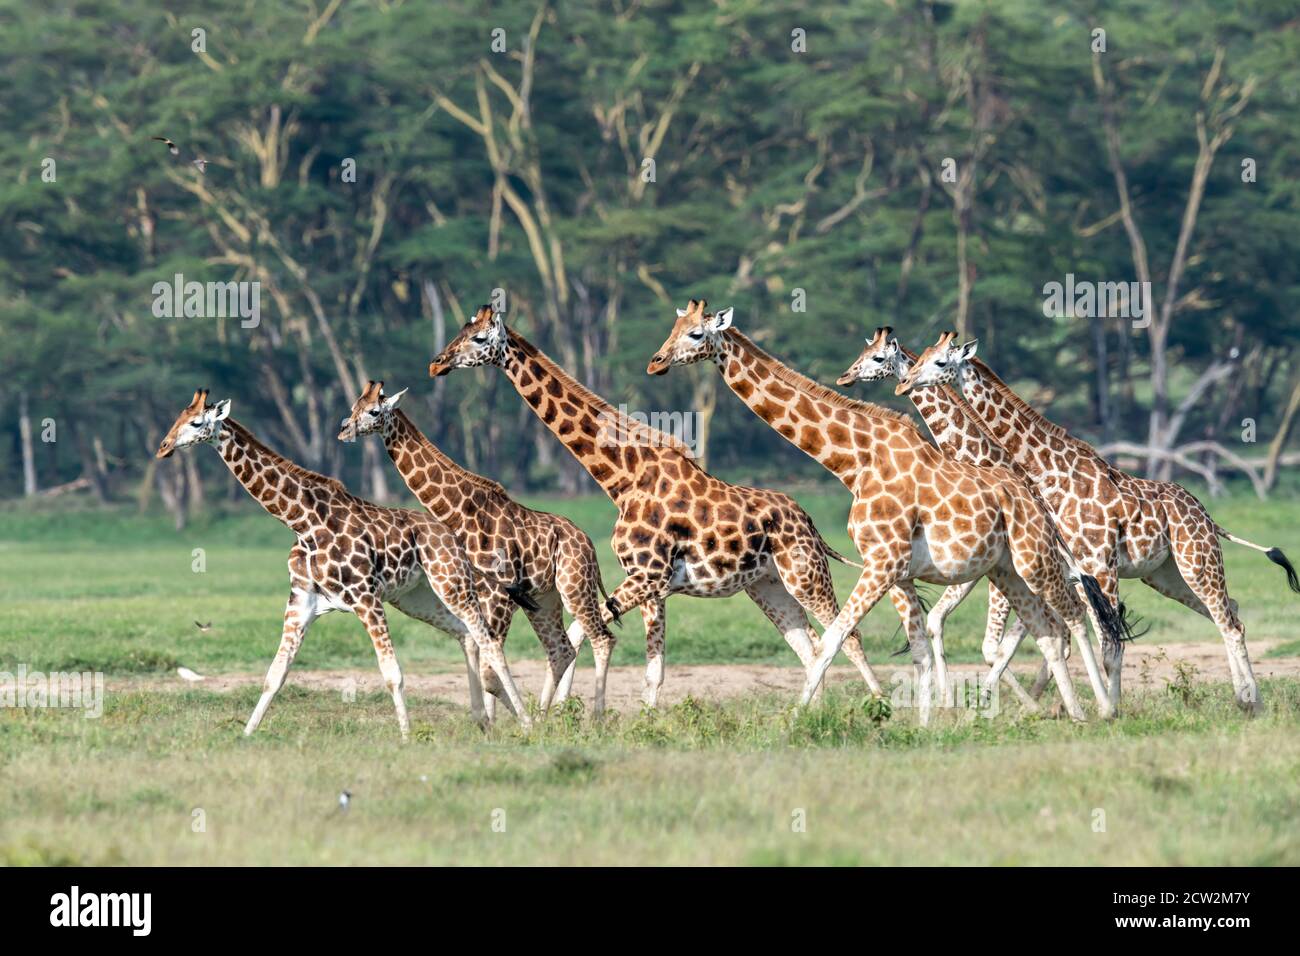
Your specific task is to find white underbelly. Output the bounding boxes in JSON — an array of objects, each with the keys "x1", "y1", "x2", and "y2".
[
  {"x1": 1116, "y1": 547, "x2": 1169, "y2": 579},
  {"x1": 666, "y1": 554, "x2": 761, "y2": 598},
  {"x1": 908, "y1": 528, "x2": 998, "y2": 585}
]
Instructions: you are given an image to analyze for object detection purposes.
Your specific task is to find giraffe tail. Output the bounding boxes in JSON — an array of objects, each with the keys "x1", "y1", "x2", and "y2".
[
  {"x1": 593, "y1": 565, "x2": 623, "y2": 627},
  {"x1": 503, "y1": 581, "x2": 541, "y2": 612},
  {"x1": 1031, "y1": 491, "x2": 1136, "y2": 645},
  {"x1": 817, "y1": 533, "x2": 863, "y2": 569},
  {"x1": 1216, "y1": 526, "x2": 1300, "y2": 594}
]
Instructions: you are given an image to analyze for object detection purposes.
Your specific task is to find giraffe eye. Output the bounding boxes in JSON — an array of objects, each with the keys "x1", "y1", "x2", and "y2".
[
  {"x1": 472, "y1": 334, "x2": 489, "y2": 344},
  {"x1": 687, "y1": 329, "x2": 705, "y2": 340},
  {"x1": 935, "y1": 360, "x2": 947, "y2": 368}
]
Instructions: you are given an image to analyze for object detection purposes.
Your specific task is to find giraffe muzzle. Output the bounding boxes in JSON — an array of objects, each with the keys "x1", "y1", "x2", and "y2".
[
  {"x1": 646, "y1": 354, "x2": 669, "y2": 375},
  {"x1": 836, "y1": 369, "x2": 858, "y2": 387},
  {"x1": 428, "y1": 358, "x2": 451, "y2": 377},
  {"x1": 155, "y1": 440, "x2": 175, "y2": 459}
]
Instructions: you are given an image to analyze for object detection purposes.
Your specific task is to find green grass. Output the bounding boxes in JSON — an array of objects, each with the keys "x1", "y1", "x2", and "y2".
[
  {"x1": 1, "y1": 681, "x2": 1298, "y2": 865},
  {"x1": 1, "y1": 490, "x2": 1298, "y2": 865},
  {"x1": 4, "y1": 490, "x2": 1298, "y2": 677}
]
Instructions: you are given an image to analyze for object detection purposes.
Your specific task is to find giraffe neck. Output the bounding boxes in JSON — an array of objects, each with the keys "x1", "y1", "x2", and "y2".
[
  {"x1": 214, "y1": 419, "x2": 342, "y2": 535},
  {"x1": 717, "y1": 330, "x2": 922, "y2": 488},
  {"x1": 957, "y1": 358, "x2": 1071, "y2": 479},
  {"x1": 896, "y1": 346, "x2": 1011, "y2": 468},
  {"x1": 380, "y1": 411, "x2": 506, "y2": 530},
  {"x1": 499, "y1": 329, "x2": 688, "y2": 502}
]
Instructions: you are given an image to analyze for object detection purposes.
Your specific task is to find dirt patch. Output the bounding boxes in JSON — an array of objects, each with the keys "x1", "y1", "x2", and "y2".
[{"x1": 117, "y1": 639, "x2": 1297, "y2": 714}]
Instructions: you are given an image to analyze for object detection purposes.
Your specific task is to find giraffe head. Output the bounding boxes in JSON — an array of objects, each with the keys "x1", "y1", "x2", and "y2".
[
  {"x1": 156, "y1": 389, "x2": 231, "y2": 458},
  {"x1": 338, "y1": 381, "x2": 408, "y2": 441},
  {"x1": 894, "y1": 331, "x2": 975, "y2": 396},
  {"x1": 428, "y1": 305, "x2": 508, "y2": 376},
  {"x1": 646, "y1": 298, "x2": 734, "y2": 375},
  {"x1": 836, "y1": 326, "x2": 902, "y2": 386}
]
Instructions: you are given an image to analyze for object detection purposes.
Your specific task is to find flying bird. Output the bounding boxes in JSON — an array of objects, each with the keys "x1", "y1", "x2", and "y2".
[
  {"x1": 337, "y1": 790, "x2": 352, "y2": 814},
  {"x1": 192, "y1": 158, "x2": 208, "y2": 174},
  {"x1": 194, "y1": 621, "x2": 213, "y2": 633},
  {"x1": 151, "y1": 136, "x2": 180, "y2": 156}
]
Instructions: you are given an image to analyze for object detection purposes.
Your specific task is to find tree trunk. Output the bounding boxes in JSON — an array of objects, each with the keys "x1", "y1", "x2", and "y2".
[
  {"x1": 1263, "y1": 378, "x2": 1300, "y2": 492},
  {"x1": 18, "y1": 390, "x2": 37, "y2": 497}
]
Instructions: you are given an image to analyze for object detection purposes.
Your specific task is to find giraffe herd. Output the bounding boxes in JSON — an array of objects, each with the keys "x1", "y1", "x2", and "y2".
[{"x1": 156, "y1": 300, "x2": 1299, "y2": 738}]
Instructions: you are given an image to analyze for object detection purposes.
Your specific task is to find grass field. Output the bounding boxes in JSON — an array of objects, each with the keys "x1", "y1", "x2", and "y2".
[{"x1": 2, "y1": 489, "x2": 1300, "y2": 865}]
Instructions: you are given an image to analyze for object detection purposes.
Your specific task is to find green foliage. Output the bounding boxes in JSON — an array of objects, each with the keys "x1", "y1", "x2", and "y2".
[{"x1": 0, "y1": 0, "x2": 1297, "y2": 507}]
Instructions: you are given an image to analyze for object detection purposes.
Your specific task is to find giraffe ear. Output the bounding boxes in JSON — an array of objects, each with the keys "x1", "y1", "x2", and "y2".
[
  {"x1": 382, "y1": 387, "x2": 408, "y2": 410},
  {"x1": 211, "y1": 399, "x2": 232, "y2": 422},
  {"x1": 959, "y1": 340, "x2": 978, "y2": 360},
  {"x1": 676, "y1": 308, "x2": 689, "y2": 318},
  {"x1": 708, "y1": 307, "x2": 734, "y2": 333}
]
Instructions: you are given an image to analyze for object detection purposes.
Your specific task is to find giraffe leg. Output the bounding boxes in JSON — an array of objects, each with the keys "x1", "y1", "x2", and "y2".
[
  {"x1": 640, "y1": 598, "x2": 668, "y2": 708},
  {"x1": 352, "y1": 594, "x2": 411, "y2": 740},
  {"x1": 745, "y1": 575, "x2": 827, "y2": 701},
  {"x1": 982, "y1": 584, "x2": 1045, "y2": 702},
  {"x1": 986, "y1": 619, "x2": 1042, "y2": 713},
  {"x1": 1144, "y1": 557, "x2": 1260, "y2": 713},
  {"x1": 771, "y1": 545, "x2": 885, "y2": 697},
  {"x1": 601, "y1": 569, "x2": 672, "y2": 707},
  {"x1": 523, "y1": 590, "x2": 576, "y2": 715},
  {"x1": 554, "y1": 618, "x2": 586, "y2": 705},
  {"x1": 925, "y1": 581, "x2": 976, "y2": 707},
  {"x1": 554, "y1": 544, "x2": 618, "y2": 717},
  {"x1": 988, "y1": 568, "x2": 1086, "y2": 722},
  {"x1": 1141, "y1": 560, "x2": 1245, "y2": 686},
  {"x1": 458, "y1": 636, "x2": 490, "y2": 726},
  {"x1": 886, "y1": 582, "x2": 937, "y2": 726},
  {"x1": 245, "y1": 586, "x2": 322, "y2": 736},
  {"x1": 974, "y1": 582, "x2": 1036, "y2": 713},
  {"x1": 414, "y1": 539, "x2": 532, "y2": 729},
  {"x1": 801, "y1": 548, "x2": 910, "y2": 710},
  {"x1": 392, "y1": 578, "x2": 507, "y2": 725}
]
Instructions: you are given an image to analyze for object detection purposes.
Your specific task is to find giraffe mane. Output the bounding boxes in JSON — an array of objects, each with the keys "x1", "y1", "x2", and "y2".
[
  {"x1": 397, "y1": 411, "x2": 511, "y2": 499},
  {"x1": 226, "y1": 419, "x2": 349, "y2": 495},
  {"x1": 728, "y1": 330, "x2": 922, "y2": 433},
  {"x1": 968, "y1": 358, "x2": 1072, "y2": 442},
  {"x1": 509, "y1": 330, "x2": 698, "y2": 459}
]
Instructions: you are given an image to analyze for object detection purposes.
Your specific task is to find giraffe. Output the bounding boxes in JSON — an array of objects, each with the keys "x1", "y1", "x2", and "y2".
[
  {"x1": 339, "y1": 380, "x2": 618, "y2": 715},
  {"x1": 155, "y1": 389, "x2": 534, "y2": 738},
  {"x1": 839, "y1": 326, "x2": 1053, "y2": 706},
  {"x1": 897, "y1": 332, "x2": 1300, "y2": 714},
  {"x1": 428, "y1": 305, "x2": 887, "y2": 708},
  {"x1": 647, "y1": 299, "x2": 1126, "y2": 722}
]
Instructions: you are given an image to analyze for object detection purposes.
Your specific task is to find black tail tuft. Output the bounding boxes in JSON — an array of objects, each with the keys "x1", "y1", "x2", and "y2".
[
  {"x1": 1267, "y1": 547, "x2": 1300, "y2": 595},
  {"x1": 890, "y1": 586, "x2": 933, "y2": 656},
  {"x1": 1078, "y1": 573, "x2": 1135, "y2": 648},
  {"x1": 1118, "y1": 601, "x2": 1150, "y2": 641},
  {"x1": 504, "y1": 582, "x2": 540, "y2": 612},
  {"x1": 604, "y1": 596, "x2": 624, "y2": 627}
]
